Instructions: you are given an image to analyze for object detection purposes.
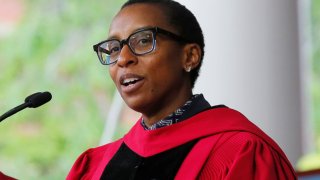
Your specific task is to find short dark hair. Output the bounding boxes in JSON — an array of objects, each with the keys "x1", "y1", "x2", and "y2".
[{"x1": 121, "y1": 0, "x2": 205, "y2": 88}]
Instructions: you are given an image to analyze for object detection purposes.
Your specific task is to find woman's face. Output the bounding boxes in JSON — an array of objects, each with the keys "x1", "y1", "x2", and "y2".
[{"x1": 108, "y1": 4, "x2": 192, "y2": 120}]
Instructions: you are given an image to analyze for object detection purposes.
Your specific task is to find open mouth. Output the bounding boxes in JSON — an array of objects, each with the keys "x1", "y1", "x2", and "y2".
[
  {"x1": 120, "y1": 74, "x2": 143, "y2": 87},
  {"x1": 121, "y1": 77, "x2": 141, "y2": 86}
]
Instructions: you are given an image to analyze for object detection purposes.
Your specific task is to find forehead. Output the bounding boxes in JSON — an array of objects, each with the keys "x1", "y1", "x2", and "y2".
[{"x1": 108, "y1": 4, "x2": 172, "y2": 38}]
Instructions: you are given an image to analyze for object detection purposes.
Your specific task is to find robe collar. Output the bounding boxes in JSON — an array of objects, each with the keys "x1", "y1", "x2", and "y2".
[{"x1": 123, "y1": 106, "x2": 288, "y2": 161}]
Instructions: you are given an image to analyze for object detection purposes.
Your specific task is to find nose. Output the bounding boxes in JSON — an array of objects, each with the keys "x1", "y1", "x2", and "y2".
[{"x1": 116, "y1": 45, "x2": 138, "y2": 67}]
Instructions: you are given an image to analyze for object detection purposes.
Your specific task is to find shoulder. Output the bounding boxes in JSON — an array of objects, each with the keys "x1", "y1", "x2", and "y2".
[
  {"x1": 67, "y1": 139, "x2": 123, "y2": 180},
  {"x1": 208, "y1": 130, "x2": 294, "y2": 164},
  {"x1": 209, "y1": 131, "x2": 268, "y2": 161},
  {"x1": 200, "y1": 107, "x2": 290, "y2": 160},
  {"x1": 199, "y1": 131, "x2": 296, "y2": 179},
  {"x1": 216, "y1": 131, "x2": 270, "y2": 149}
]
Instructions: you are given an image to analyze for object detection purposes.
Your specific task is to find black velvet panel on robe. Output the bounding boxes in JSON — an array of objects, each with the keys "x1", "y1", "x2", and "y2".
[{"x1": 100, "y1": 140, "x2": 197, "y2": 180}]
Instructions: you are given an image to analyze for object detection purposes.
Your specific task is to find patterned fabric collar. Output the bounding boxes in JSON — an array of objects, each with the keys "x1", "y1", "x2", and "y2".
[{"x1": 141, "y1": 94, "x2": 210, "y2": 130}]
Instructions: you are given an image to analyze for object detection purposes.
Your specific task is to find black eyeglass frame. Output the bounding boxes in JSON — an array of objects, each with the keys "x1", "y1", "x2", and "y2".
[{"x1": 93, "y1": 26, "x2": 190, "y2": 65}]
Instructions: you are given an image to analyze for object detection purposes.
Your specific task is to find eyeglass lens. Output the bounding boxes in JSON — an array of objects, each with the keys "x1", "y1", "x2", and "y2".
[{"x1": 98, "y1": 30, "x2": 155, "y2": 64}]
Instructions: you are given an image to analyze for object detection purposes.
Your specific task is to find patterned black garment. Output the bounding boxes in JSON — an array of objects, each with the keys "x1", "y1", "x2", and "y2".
[{"x1": 141, "y1": 94, "x2": 207, "y2": 130}]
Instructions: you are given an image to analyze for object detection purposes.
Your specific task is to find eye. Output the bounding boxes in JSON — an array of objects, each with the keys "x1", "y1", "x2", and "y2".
[
  {"x1": 137, "y1": 37, "x2": 153, "y2": 46},
  {"x1": 130, "y1": 31, "x2": 153, "y2": 47},
  {"x1": 109, "y1": 46, "x2": 120, "y2": 54},
  {"x1": 106, "y1": 42, "x2": 120, "y2": 55}
]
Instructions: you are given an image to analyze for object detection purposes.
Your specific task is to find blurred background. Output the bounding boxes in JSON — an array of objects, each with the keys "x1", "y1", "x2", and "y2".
[
  {"x1": 0, "y1": 0, "x2": 319, "y2": 179},
  {"x1": 0, "y1": 0, "x2": 126, "y2": 179}
]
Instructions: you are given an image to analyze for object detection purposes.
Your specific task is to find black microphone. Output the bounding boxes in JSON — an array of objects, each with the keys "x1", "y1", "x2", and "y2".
[{"x1": 0, "y1": 91, "x2": 52, "y2": 122}]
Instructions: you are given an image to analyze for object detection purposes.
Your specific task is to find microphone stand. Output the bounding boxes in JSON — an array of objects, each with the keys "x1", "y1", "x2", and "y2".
[{"x1": 0, "y1": 102, "x2": 30, "y2": 122}]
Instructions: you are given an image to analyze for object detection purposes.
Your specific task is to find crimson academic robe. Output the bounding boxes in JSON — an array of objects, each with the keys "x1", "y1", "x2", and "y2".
[
  {"x1": 0, "y1": 172, "x2": 16, "y2": 180},
  {"x1": 67, "y1": 107, "x2": 297, "y2": 179}
]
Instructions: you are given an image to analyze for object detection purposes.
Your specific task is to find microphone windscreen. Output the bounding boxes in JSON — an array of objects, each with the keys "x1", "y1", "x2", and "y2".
[{"x1": 25, "y1": 92, "x2": 52, "y2": 108}]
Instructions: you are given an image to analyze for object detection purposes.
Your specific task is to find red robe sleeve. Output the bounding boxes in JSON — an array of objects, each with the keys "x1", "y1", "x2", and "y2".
[
  {"x1": 67, "y1": 139, "x2": 123, "y2": 180},
  {"x1": 0, "y1": 171, "x2": 16, "y2": 180},
  {"x1": 66, "y1": 147, "x2": 103, "y2": 180},
  {"x1": 198, "y1": 132, "x2": 296, "y2": 180}
]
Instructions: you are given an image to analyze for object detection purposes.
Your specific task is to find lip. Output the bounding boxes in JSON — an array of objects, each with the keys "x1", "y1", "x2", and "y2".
[{"x1": 119, "y1": 73, "x2": 145, "y2": 94}]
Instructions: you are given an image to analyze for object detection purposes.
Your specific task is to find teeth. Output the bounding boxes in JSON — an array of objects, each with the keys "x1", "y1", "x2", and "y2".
[
  {"x1": 124, "y1": 78, "x2": 138, "y2": 83},
  {"x1": 123, "y1": 78, "x2": 139, "y2": 84}
]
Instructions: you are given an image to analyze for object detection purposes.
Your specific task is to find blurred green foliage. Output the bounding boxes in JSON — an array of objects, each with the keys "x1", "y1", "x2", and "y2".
[
  {"x1": 296, "y1": 0, "x2": 320, "y2": 172},
  {"x1": 311, "y1": 0, "x2": 320, "y2": 139},
  {"x1": 0, "y1": 0, "x2": 125, "y2": 179}
]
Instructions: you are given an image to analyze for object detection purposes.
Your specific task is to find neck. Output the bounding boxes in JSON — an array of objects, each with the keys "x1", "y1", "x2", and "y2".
[{"x1": 142, "y1": 90, "x2": 192, "y2": 127}]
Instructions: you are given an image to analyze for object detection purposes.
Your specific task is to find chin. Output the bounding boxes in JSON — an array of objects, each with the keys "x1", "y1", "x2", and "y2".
[{"x1": 122, "y1": 94, "x2": 148, "y2": 113}]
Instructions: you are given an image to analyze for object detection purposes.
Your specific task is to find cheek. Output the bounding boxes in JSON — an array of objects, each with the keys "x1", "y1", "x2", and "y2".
[
  {"x1": 147, "y1": 55, "x2": 183, "y2": 89},
  {"x1": 108, "y1": 67, "x2": 118, "y2": 85}
]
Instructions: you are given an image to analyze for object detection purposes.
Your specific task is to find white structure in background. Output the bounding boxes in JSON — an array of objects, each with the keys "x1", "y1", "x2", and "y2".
[
  {"x1": 177, "y1": 0, "x2": 312, "y2": 166},
  {"x1": 100, "y1": 0, "x2": 313, "y2": 167},
  {"x1": 100, "y1": 91, "x2": 123, "y2": 145}
]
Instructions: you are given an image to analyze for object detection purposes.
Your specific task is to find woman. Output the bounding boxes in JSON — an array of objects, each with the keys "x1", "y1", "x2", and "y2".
[{"x1": 68, "y1": 0, "x2": 297, "y2": 179}]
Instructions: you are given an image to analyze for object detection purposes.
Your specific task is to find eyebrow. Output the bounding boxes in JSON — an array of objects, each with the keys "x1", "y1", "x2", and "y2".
[{"x1": 106, "y1": 26, "x2": 155, "y2": 41}]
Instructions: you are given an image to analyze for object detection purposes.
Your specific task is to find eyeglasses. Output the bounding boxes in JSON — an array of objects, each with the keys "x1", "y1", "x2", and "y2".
[{"x1": 93, "y1": 27, "x2": 189, "y2": 65}]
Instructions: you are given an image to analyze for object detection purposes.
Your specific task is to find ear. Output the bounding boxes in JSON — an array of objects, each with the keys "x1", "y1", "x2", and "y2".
[{"x1": 182, "y1": 43, "x2": 201, "y2": 72}]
